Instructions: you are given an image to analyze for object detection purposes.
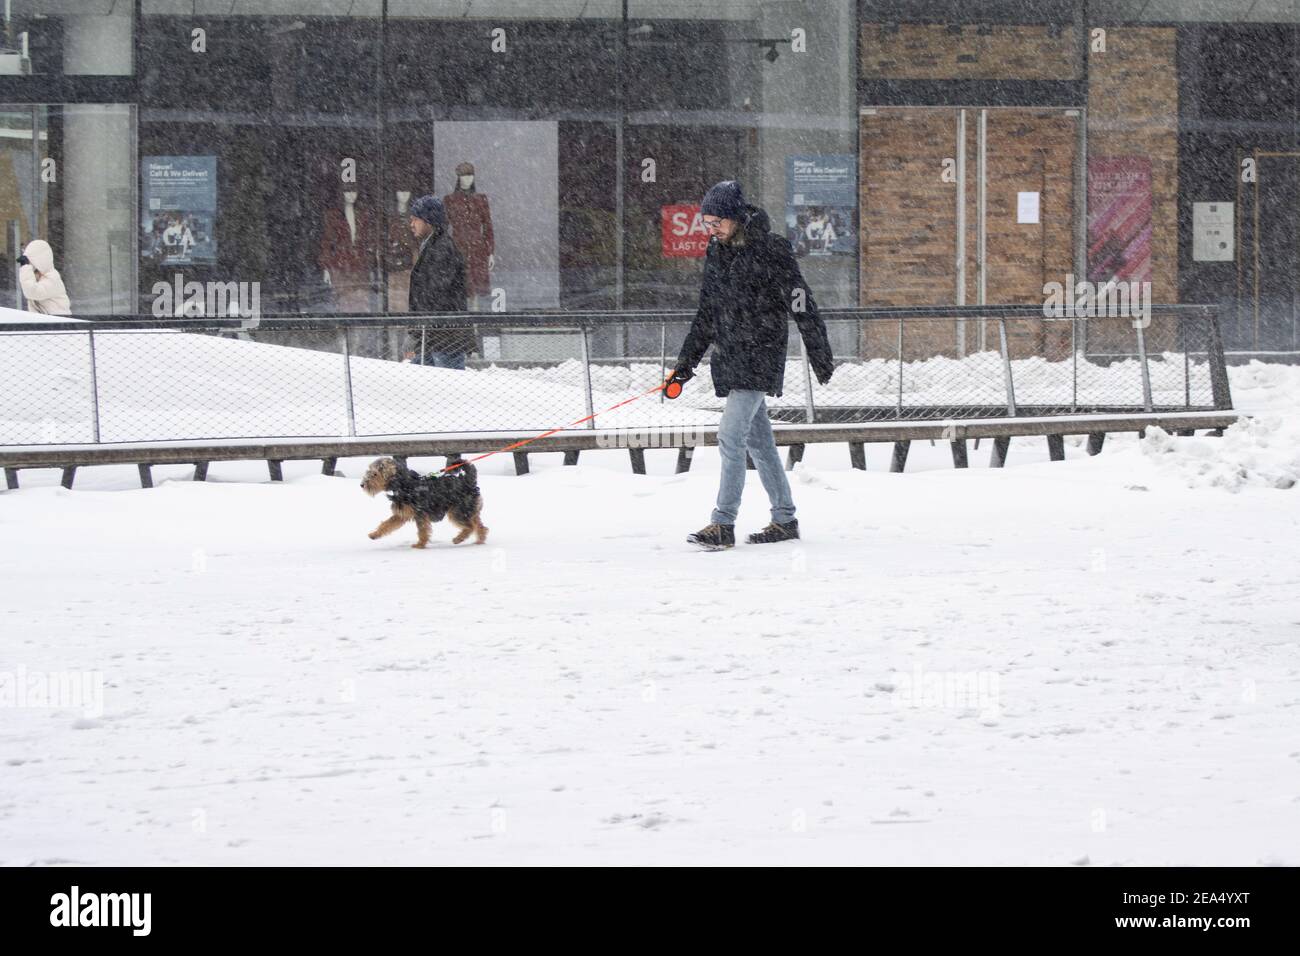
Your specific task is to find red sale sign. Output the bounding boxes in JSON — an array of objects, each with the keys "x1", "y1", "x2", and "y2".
[{"x1": 661, "y1": 204, "x2": 710, "y2": 258}]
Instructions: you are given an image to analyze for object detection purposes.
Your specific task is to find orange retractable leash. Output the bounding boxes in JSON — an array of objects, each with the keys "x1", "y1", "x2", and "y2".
[{"x1": 441, "y1": 374, "x2": 684, "y2": 475}]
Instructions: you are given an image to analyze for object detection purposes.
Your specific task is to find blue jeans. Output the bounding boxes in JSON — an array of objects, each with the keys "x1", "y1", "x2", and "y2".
[
  {"x1": 424, "y1": 350, "x2": 466, "y2": 370},
  {"x1": 711, "y1": 389, "x2": 795, "y2": 527}
]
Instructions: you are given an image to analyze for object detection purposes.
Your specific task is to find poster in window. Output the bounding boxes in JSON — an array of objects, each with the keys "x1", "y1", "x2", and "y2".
[
  {"x1": 1087, "y1": 156, "x2": 1152, "y2": 284},
  {"x1": 141, "y1": 156, "x2": 217, "y2": 266},
  {"x1": 661, "y1": 204, "x2": 710, "y2": 258},
  {"x1": 785, "y1": 155, "x2": 856, "y2": 257}
]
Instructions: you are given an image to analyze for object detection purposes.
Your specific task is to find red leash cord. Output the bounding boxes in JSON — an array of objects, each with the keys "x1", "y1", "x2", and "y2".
[{"x1": 440, "y1": 377, "x2": 680, "y2": 474}]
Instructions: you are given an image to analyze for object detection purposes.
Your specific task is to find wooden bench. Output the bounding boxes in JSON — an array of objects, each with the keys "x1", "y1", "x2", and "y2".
[{"x1": 0, "y1": 410, "x2": 1240, "y2": 489}]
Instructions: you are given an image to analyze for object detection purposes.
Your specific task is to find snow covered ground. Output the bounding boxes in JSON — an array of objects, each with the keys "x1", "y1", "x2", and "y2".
[{"x1": 1, "y1": 362, "x2": 1297, "y2": 865}]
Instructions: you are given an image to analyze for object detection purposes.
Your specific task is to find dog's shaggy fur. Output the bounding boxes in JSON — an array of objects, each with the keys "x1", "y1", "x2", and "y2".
[{"x1": 361, "y1": 457, "x2": 488, "y2": 549}]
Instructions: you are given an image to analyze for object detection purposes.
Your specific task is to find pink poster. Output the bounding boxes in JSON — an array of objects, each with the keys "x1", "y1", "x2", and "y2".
[{"x1": 1087, "y1": 156, "x2": 1152, "y2": 284}]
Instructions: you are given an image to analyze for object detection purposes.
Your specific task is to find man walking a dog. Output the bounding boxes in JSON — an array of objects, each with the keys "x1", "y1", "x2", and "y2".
[{"x1": 667, "y1": 180, "x2": 835, "y2": 551}]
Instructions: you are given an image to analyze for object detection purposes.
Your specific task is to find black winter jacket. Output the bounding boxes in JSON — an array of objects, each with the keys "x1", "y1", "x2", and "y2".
[
  {"x1": 408, "y1": 225, "x2": 474, "y2": 357},
  {"x1": 674, "y1": 204, "x2": 834, "y2": 397}
]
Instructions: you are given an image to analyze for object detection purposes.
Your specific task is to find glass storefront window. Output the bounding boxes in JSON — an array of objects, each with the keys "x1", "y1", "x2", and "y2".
[
  {"x1": 0, "y1": 103, "x2": 133, "y2": 314},
  {"x1": 626, "y1": 1, "x2": 859, "y2": 310},
  {"x1": 385, "y1": 5, "x2": 620, "y2": 313},
  {"x1": 133, "y1": 2, "x2": 857, "y2": 319},
  {"x1": 3, "y1": 1, "x2": 133, "y2": 76},
  {"x1": 140, "y1": 2, "x2": 382, "y2": 316}
]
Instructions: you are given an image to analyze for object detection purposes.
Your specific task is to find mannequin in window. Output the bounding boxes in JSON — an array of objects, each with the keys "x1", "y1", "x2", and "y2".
[
  {"x1": 386, "y1": 190, "x2": 418, "y2": 312},
  {"x1": 319, "y1": 188, "x2": 377, "y2": 313},
  {"x1": 443, "y1": 162, "x2": 494, "y2": 311}
]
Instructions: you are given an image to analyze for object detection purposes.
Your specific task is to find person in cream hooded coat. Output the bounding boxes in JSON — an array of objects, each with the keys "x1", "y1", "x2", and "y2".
[{"x1": 18, "y1": 239, "x2": 71, "y2": 315}]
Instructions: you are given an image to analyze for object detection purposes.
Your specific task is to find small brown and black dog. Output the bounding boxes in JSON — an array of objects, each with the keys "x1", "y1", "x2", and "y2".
[{"x1": 360, "y1": 456, "x2": 488, "y2": 549}]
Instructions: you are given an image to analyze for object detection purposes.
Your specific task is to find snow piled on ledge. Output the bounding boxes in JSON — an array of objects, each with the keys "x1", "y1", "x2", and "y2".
[{"x1": 1139, "y1": 361, "x2": 1300, "y2": 492}]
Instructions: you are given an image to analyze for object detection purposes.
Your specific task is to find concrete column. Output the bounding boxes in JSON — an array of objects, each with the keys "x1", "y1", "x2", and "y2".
[
  {"x1": 58, "y1": 15, "x2": 135, "y2": 314},
  {"x1": 62, "y1": 105, "x2": 134, "y2": 314}
]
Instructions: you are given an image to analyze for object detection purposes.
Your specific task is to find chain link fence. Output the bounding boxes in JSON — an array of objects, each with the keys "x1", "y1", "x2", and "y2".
[{"x1": 0, "y1": 306, "x2": 1231, "y2": 447}]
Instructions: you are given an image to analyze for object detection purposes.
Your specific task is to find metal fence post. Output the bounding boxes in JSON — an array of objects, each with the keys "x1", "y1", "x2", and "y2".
[
  {"x1": 1204, "y1": 305, "x2": 1233, "y2": 410},
  {"x1": 659, "y1": 319, "x2": 667, "y2": 404},
  {"x1": 1071, "y1": 315, "x2": 1079, "y2": 412},
  {"x1": 998, "y1": 315, "x2": 1017, "y2": 416},
  {"x1": 896, "y1": 317, "x2": 904, "y2": 418},
  {"x1": 797, "y1": 328, "x2": 816, "y2": 424},
  {"x1": 1181, "y1": 313, "x2": 1190, "y2": 409},
  {"x1": 579, "y1": 325, "x2": 596, "y2": 428},
  {"x1": 87, "y1": 329, "x2": 101, "y2": 443},
  {"x1": 1135, "y1": 320, "x2": 1154, "y2": 413},
  {"x1": 340, "y1": 326, "x2": 357, "y2": 437}
]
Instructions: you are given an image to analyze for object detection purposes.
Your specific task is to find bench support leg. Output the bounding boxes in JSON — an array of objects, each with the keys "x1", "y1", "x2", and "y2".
[
  {"x1": 1176, "y1": 428, "x2": 1195, "y2": 437},
  {"x1": 513, "y1": 451, "x2": 529, "y2": 476},
  {"x1": 4, "y1": 468, "x2": 17, "y2": 490},
  {"x1": 629, "y1": 447, "x2": 646, "y2": 475},
  {"x1": 61, "y1": 466, "x2": 76, "y2": 489},
  {"x1": 137, "y1": 463, "x2": 153, "y2": 489},
  {"x1": 563, "y1": 450, "x2": 580, "y2": 466},
  {"x1": 193, "y1": 462, "x2": 208, "y2": 482},
  {"x1": 849, "y1": 441, "x2": 866, "y2": 471},
  {"x1": 890, "y1": 440, "x2": 910, "y2": 473},
  {"x1": 321, "y1": 456, "x2": 338, "y2": 476},
  {"x1": 950, "y1": 440, "x2": 968, "y2": 469},
  {"x1": 1086, "y1": 432, "x2": 1105, "y2": 456},
  {"x1": 989, "y1": 436, "x2": 1011, "y2": 468},
  {"x1": 268, "y1": 460, "x2": 284, "y2": 482},
  {"x1": 785, "y1": 443, "x2": 805, "y2": 471},
  {"x1": 675, "y1": 447, "x2": 693, "y2": 474},
  {"x1": 1046, "y1": 434, "x2": 1065, "y2": 461}
]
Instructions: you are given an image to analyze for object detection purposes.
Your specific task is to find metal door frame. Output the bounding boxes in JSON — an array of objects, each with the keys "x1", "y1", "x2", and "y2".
[{"x1": 1247, "y1": 151, "x2": 1300, "y2": 353}]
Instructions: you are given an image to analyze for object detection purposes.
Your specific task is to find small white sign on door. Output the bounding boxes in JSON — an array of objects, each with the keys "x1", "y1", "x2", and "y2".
[
  {"x1": 1193, "y1": 202, "x2": 1234, "y2": 261},
  {"x1": 1017, "y1": 191, "x2": 1040, "y2": 224}
]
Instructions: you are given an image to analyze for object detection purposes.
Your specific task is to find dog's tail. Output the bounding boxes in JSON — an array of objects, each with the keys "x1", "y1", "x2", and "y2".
[{"x1": 446, "y1": 457, "x2": 477, "y2": 484}]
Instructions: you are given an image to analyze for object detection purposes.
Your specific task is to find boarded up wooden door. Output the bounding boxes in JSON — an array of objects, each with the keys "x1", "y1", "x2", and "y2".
[{"x1": 860, "y1": 107, "x2": 1080, "y2": 360}]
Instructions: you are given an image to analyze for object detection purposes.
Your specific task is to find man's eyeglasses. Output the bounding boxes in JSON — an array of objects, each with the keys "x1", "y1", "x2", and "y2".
[{"x1": 701, "y1": 217, "x2": 726, "y2": 230}]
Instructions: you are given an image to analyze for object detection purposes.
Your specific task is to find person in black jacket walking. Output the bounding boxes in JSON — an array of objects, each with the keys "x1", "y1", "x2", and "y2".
[
  {"x1": 667, "y1": 180, "x2": 835, "y2": 550},
  {"x1": 404, "y1": 194, "x2": 473, "y2": 369}
]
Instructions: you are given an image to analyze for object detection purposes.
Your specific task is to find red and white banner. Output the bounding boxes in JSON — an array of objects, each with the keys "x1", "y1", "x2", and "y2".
[{"x1": 661, "y1": 204, "x2": 710, "y2": 258}]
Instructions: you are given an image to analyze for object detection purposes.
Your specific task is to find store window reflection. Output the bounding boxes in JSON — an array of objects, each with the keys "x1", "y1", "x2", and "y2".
[
  {"x1": 626, "y1": 1, "x2": 858, "y2": 310},
  {"x1": 140, "y1": 3, "x2": 382, "y2": 316},
  {"x1": 0, "y1": 104, "x2": 133, "y2": 315},
  {"x1": 384, "y1": 6, "x2": 619, "y2": 312},
  {"x1": 2, "y1": 1, "x2": 133, "y2": 76}
]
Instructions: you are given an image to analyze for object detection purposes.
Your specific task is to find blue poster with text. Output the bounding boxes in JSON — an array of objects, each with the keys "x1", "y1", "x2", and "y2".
[
  {"x1": 785, "y1": 155, "x2": 856, "y2": 257},
  {"x1": 142, "y1": 156, "x2": 217, "y2": 266}
]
